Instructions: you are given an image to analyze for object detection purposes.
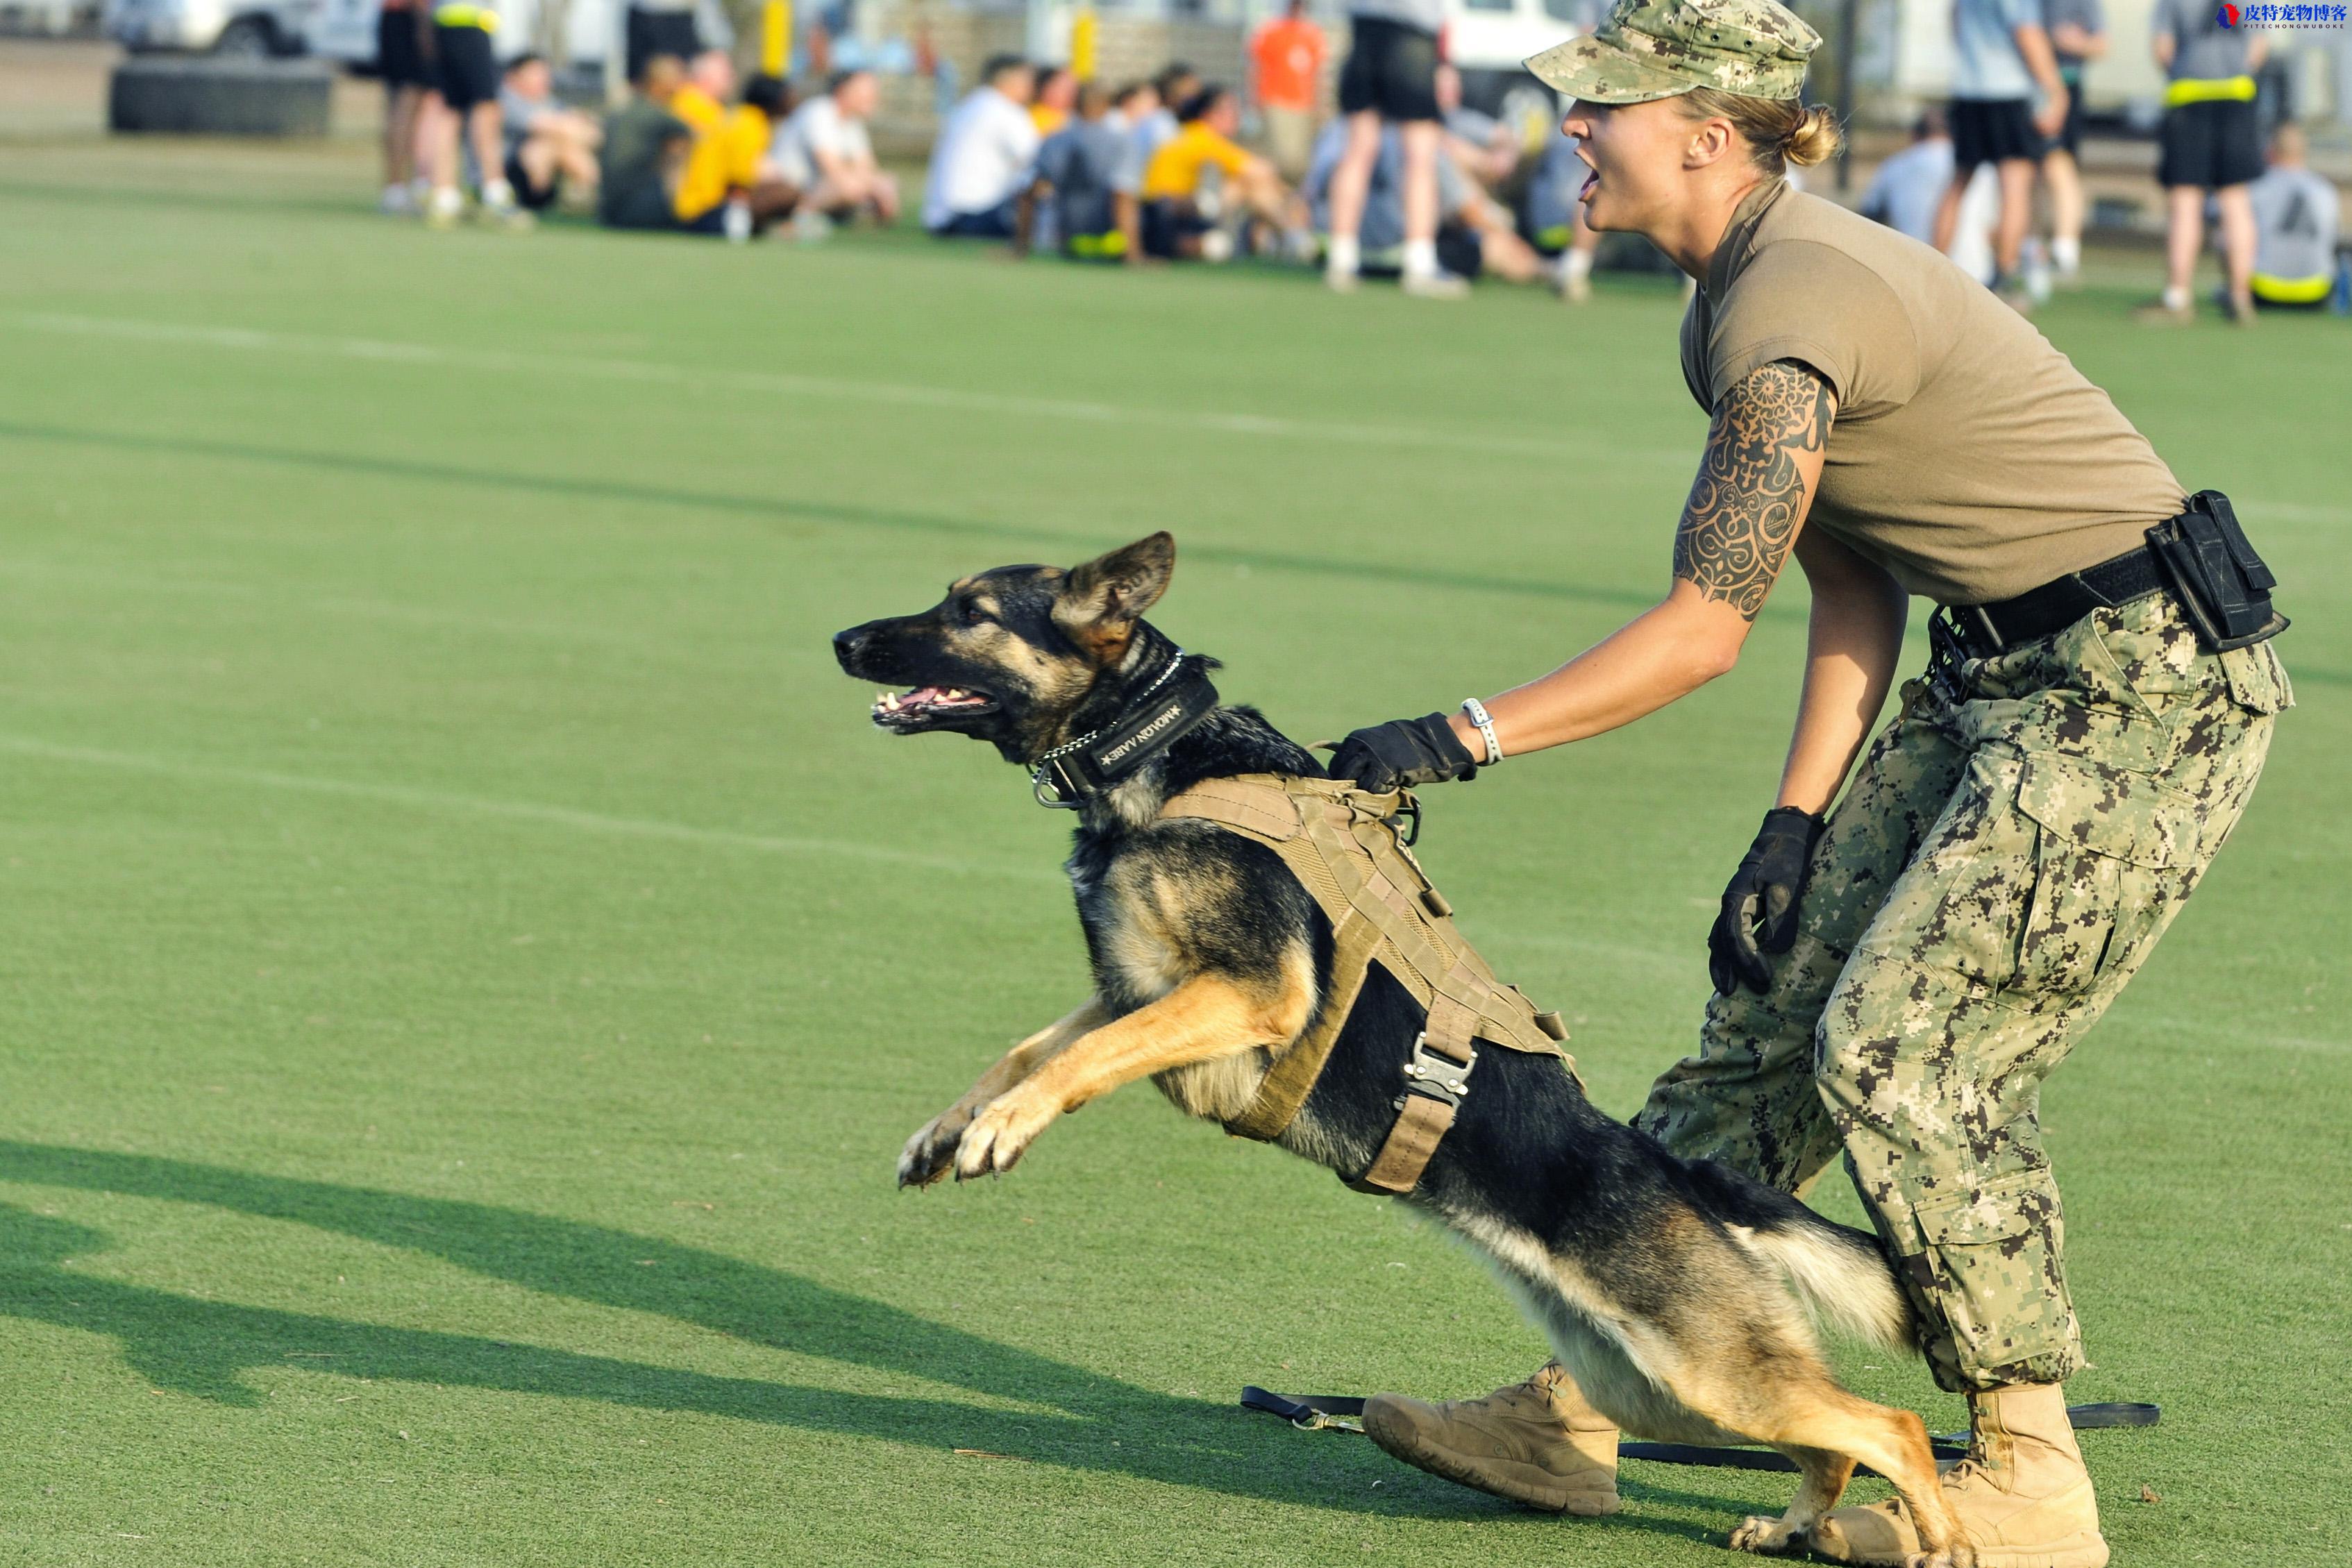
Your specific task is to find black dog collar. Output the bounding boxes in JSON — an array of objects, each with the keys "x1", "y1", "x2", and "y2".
[{"x1": 1032, "y1": 661, "x2": 1220, "y2": 809}]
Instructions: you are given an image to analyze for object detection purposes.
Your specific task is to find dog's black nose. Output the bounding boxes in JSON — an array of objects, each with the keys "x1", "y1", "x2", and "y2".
[{"x1": 832, "y1": 627, "x2": 866, "y2": 674}]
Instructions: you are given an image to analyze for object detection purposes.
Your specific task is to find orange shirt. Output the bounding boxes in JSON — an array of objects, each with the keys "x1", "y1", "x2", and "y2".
[
  {"x1": 1250, "y1": 17, "x2": 1325, "y2": 112},
  {"x1": 1031, "y1": 103, "x2": 1068, "y2": 136}
]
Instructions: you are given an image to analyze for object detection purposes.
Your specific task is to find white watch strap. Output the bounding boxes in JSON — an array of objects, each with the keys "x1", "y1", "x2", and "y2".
[{"x1": 1460, "y1": 698, "x2": 1503, "y2": 766}]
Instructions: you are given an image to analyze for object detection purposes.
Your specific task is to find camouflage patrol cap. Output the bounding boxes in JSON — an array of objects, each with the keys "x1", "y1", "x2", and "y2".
[{"x1": 1526, "y1": 0, "x2": 1822, "y2": 105}]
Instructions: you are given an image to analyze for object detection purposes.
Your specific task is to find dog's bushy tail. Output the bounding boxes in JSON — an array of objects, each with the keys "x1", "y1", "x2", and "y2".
[{"x1": 1736, "y1": 1214, "x2": 1917, "y2": 1354}]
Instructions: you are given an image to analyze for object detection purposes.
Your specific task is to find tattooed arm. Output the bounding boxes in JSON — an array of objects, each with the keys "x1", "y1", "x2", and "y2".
[{"x1": 1440, "y1": 360, "x2": 1836, "y2": 757}]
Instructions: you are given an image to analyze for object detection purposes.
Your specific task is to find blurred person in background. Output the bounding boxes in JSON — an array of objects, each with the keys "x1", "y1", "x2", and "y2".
[
  {"x1": 1436, "y1": 62, "x2": 1519, "y2": 190},
  {"x1": 376, "y1": 0, "x2": 435, "y2": 214},
  {"x1": 671, "y1": 71, "x2": 798, "y2": 237},
  {"x1": 1137, "y1": 64, "x2": 1200, "y2": 160},
  {"x1": 1858, "y1": 107, "x2": 1955, "y2": 244},
  {"x1": 923, "y1": 56, "x2": 1041, "y2": 238},
  {"x1": 2040, "y1": 0, "x2": 2103, "y2": 283},
  {"x1": 2245, "y1": 122, "x2": 2340, "y2": 311},
  {"x1": 599, "y1": 53, "x2": 694, "y2": 230},
  {"x1": 1525, "y1": 120, "x2": 1603, "y2": 300},
  {"x1": 1307, "y1": 115, "x2": 1540, "y2": 284},
  {"x1": 1933, "y1": 0, "x2": 2069, "y2": 307},
  {"x1": 2137, "y1": 0, "x2": 2267, "y2": 323},
  {"x1": 1250, "y1": 0, "x2": 1328, "y2": 183},
  {"x1": 1322, "y1": 0, "x2": 1460, "y2": 296},
  {"x1": 422, "y1": 0, "x2": 529, "y2": 228},
  {"x1": 499, "y1": 52, "x2": 601, "y2": 214},
  {"x1": 672, "y1": 48, "x2": 737, "y2": 133},
  {"x1": 1017, "y1": 81, "x2": 1145, "y2": 262},
  {"x1": 772, "y1": 68, "x2": 900, "y2": 236},
  {"x1": 1032, "y1": 64, "x2": 1079, "y2": 136},
  {"x1": 1140, "y1": 85, "x2": 1313, "y2": 261}
]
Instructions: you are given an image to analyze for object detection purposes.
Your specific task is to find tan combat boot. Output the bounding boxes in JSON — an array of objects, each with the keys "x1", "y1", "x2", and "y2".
[
  {"x1": 1362, "y1": 1361, "x2": 1620, "y2": 1515},
  {"x1": 1812, "y1": 1383, "x2": 2109, "y2": 1568}
]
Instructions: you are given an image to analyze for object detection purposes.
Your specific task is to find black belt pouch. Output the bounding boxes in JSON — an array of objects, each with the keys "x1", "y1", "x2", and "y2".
[{"x1": 2145, "y1": 490, "x2": 2287, "y2": 652}]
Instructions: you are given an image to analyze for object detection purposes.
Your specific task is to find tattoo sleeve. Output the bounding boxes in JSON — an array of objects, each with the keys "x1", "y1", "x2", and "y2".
[{"x1": 1672, "y1": 360, "x2": 1836, "y2": 621}]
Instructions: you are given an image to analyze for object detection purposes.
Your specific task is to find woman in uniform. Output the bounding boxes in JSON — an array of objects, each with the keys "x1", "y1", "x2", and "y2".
[{"x1": 1325, "y1": 1, "x2": 2288, "y2": 1562}]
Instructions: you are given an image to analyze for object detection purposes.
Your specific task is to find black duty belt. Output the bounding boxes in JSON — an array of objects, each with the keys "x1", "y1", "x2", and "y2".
[{"x1": 1942, "y1": 546, "x2": 2167, "y2": 662}]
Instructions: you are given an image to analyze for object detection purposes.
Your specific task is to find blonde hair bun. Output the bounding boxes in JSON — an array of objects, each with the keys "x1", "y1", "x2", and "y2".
[{"x1": 1784, "y1": 103, "x2": 1842, "y2": 167}]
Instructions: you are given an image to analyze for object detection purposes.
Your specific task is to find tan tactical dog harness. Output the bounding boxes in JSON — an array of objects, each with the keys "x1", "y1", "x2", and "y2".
[{"x1": 1159, "y1": 774, "x2": 1576, "y2": 1197}]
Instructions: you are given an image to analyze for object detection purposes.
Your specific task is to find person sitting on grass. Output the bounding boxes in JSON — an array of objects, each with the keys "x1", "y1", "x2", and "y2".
[
  {"x1": 771, "y1": 67, "x2": 900, "y2": 237},
  {"x1": 1305, "y1": 115, "x2": 1541, "y2": 286},
  {"x1": 1135, "y1": 63, "x2": 1198, "y2": 162},
  {"x1": 670, "y1": 49, "x2": 738, "y2": 137},
  {"x1": 1016, "y1": 81, "x2": 1144, "y2": 264},
  {"x1": 1138, "y1": 84, "x2": 1311, "y2": 262},
  {"x1": 2245, "y1": 121, "x2": 2340, "y2": 312},
  {"x1": 598, "y1": 54, "x2": 694, "y2": 231},
  {"x1": 498, "y1": 51, "x2": 602, "y2": 214},
  {"x1": 922, "y1": 55, "x2": 1041, "y2": 239},
  {"x1": 671, "y1": 70, "x2": 799, "y2": 238},
  {"x1": 1030, "y1": 62, "x2": 1078, "y2": 137}
]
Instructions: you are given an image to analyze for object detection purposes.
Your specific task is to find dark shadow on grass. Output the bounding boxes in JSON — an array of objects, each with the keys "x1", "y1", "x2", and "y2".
[
  {"x1": 0, "y1": 418, "x2": 1675, "y2": 618},
  {"x1": 0, "y1": 1143, "x2": 1731, "y2": 1542}
]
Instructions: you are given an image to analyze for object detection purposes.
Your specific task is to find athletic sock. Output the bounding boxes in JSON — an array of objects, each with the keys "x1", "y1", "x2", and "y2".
[
  {"x1": 2052, "y1": 236, "x2": 2081, "y2": 275},
  {"x1": 1562, "y1": 248, "x2": 1593, "y2": 285},
  {"x1": 1327, "y1": 235, "x2": 1359, "y2": 276},
  {"x1": 1402, "y1": 237, "x2": 1438, "y2": 279},
  {"x1": 482, "y1": 177, "x2": 516, "y2": 209},
  {"x1": 428, "y1": 184, "x2": 462, "y2": 219},
  {"x1": 2162, "y1": 284, "x2": 2190, "y2": 312}
]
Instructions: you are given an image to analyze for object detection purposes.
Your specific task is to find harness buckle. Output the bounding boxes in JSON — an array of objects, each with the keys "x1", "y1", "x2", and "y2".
[
  {"x1": 1394, "y1": 1031, "x2": 1475, "y2": 1111},
  {"x1": 1389, "y1": 797, "x2": 1422, "y2": 848}
]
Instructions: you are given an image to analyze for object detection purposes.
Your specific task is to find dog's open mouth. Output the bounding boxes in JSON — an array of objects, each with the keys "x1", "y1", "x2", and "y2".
[{"x1": 871, "y1": 684, "x2": 999, "y2": 730}]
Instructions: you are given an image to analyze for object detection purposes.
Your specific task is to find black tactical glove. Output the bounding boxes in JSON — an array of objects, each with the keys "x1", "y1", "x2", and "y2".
[
  {"x1": 1708, "y1": 807, "x2": 1826, "y2": 996},
  {"x1": 1325, "y1": 714, "x2": 1480, "y2": 794}
]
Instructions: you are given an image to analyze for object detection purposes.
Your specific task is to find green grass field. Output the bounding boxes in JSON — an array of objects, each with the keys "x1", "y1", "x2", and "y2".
[{"x1": 0, "y1": 142, "x2": 2346, "y2": 1567}]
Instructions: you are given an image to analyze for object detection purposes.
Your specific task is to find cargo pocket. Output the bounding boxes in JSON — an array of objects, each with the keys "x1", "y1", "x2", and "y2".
[
  {"x1": 1908, "y1": 1174, "x2": 2077, "y2": 1377},
  {"x1": 2220, "y1": 640, "x2": 2294, "y2": 716},
  {"x1": 2007, "y1": 755, "x2": 2196, "y2": 999}
]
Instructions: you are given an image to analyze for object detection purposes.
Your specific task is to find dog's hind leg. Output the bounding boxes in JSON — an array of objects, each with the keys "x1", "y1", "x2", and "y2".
[
  {"x1": 1729, "y1": 1444, "x2": 1854, "y2": 1557},
  {"x1": 899, "y1": 997, "x2": 1109, "y2": 1188},
  {"x1": 954, "y1": 971, "x2": 1311, "y2": 1179}
]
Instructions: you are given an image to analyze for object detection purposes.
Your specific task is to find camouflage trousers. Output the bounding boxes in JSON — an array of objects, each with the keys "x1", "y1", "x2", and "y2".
[{"x1": 1633, "y1": 594, "x2": 2289, "y2": 1392}]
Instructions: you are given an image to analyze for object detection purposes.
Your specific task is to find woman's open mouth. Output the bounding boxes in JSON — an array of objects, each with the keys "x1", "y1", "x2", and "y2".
[
  {"x1": 1579, "y1": 171, "x2": 1599, "y2": 203},
  {"x1": 871, "y1": 684, "x2": 998, "y2": 730}
]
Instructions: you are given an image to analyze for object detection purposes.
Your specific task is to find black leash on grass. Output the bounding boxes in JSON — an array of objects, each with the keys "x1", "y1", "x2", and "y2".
[{"x1": 1238, "y1": 1388, "x2": 2158, "y2": 1473}]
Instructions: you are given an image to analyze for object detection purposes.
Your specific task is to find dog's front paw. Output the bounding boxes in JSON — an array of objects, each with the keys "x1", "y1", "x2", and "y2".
[
  {"x1": 1901, "y1": 1551, "x2": 1972, "y2": 1568},
  {"x1": 1727, "y1": 1516, "x2": 1804, "y2": 1556},
  {"x1": 898, "y1": 1108, "x2": 975, "y2": 1188},
  {"x1": 954, "y1": 1086, "x2": 1059, "y2": 1179}
]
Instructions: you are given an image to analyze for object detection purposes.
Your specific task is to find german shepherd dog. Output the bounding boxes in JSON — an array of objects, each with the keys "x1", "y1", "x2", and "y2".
[{"x1": 832, "y1": 534, "x2": 1969, "y2": 1567}]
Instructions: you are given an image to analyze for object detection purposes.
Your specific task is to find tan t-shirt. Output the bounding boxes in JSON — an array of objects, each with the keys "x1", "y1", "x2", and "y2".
[{"x1": 1679, "y1": 180, "x2": 2183, "y2": 605}]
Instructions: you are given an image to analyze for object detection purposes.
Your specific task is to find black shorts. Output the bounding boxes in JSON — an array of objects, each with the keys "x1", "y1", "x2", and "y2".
[
  {"x1": 503, "y1": 150, "x2": 559, "y2": 209},
  {"x1": 376, "y1": 6, "x2": 430, "y2": 87},
  {"x1": 1950, "y1": 96, "x2": 2043, "y2": 171},
  {"x1": 434, "y1": 22, "x2": 498, "y2": 112},
  {"x1": 625, "y1": 7, "x2": 700, "y2": 85},
  {"x1": 1437, "y1": 221, "x2": 1482, "y2": 280},
  {"x1": 2158, "y1": 99, "x2": 2263, "y2": 190},
  {"x1": 1141, "y1": 198, "x2": 1213, "y2": 258},
  {"x1": 928, "y1": 201, "x2": 1018, "y2": 239},
  {"x1": 1338, "y1": 16, "x2": 1439, "y2": 124},
  {"x1": 2050, "y1": 72, "x2": 2085, "y2": 157}
]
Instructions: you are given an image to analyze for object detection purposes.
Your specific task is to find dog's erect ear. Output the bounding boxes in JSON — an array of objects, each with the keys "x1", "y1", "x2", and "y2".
[{"x1": 1054, "y1": 532, "x2": 1175, "y2": 661}]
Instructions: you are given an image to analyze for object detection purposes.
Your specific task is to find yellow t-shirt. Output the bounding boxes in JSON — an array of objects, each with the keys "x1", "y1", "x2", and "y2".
[
  {"x1": 673, "y1": 105, "x2": 771, "y2": 221},
  {"x1": 1142, "y1": 123, "x2": 1251, "y2": 202},
  {"x1": 670, "y1": 85, "x2": 724, "y2": 133}
]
